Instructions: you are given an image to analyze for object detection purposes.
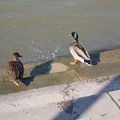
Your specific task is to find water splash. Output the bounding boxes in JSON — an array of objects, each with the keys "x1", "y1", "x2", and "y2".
[{"x1": 28, "y1": 40, "x2": 62, "y2": 63}]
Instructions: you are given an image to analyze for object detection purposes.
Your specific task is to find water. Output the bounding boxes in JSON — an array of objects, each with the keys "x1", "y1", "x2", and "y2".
[{"x1": 0, "y1": 0, "x2": 120, "y2": 67}]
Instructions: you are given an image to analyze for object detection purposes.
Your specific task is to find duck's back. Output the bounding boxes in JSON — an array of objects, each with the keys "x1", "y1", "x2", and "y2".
[
  {"x1": 71, "y1": 42, "x2": 90, "y2": 59},
  {"x1": 6, "y1": 61, "x2": 24, "y2": 81}
]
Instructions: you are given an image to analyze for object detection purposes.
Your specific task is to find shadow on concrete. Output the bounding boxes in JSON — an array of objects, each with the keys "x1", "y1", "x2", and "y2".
[
  {"x1": 90, "y1": 52, "x2": 101, "y2": 65},
  {"x1": 53, "y1": 75, "x2": 120, "y2": 120},
  {"x1": 22, "y1": 60, "x2": 53, "y2": 86}
]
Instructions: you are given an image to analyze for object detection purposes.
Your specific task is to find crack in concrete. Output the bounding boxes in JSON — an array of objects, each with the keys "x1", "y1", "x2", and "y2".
[
  {"x1": 73, "y1": 70, "x2": 82, "y2": 81},
  {"x1": 107, "y1": 92, "x2": 120, "y2": 110}
]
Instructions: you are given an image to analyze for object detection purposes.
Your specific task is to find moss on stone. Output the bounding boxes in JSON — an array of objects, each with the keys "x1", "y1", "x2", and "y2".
[{"x1": 0, "y1": 48, "x2": 120, "y2": 95}]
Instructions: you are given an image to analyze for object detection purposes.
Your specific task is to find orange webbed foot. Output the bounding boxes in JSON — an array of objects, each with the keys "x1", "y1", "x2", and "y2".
[{"x1": 70, "y1": 58, "x2": 77, "y2": 65}]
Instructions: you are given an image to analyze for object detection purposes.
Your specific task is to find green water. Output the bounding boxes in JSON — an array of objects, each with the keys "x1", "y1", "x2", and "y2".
[{"x1": 0, "y1": 0, "x2": 120, "y2": 67}]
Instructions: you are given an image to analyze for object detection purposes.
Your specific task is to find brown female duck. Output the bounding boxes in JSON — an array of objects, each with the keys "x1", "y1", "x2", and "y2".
[{"x1": 6, "y1": 52, "x2": 24, "y2": 86}]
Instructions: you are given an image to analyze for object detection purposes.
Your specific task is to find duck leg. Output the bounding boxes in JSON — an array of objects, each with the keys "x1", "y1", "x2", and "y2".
[
  {"x1": 13, "y1": 80, "x2": 20, "y2": 86},
  {"x1": 70, "y1": 58, "x2": 77, "y2": 65}
]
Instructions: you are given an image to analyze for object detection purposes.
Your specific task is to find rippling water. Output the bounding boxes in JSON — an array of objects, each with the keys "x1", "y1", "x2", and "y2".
[{"x1": 0, "y1": 0, "x2": 120, "y2": 67}]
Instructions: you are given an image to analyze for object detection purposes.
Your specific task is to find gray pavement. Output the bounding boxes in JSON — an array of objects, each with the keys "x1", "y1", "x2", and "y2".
[{"x1": 0, "y1": 74, "x2": 120, "y2": 120}]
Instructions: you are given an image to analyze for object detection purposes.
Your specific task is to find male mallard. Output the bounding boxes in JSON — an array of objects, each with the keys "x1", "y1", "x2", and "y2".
[
  {"x1": 69, "y1": 32, "x2": 92, "y2": 66},
  {"x1": 6, "y1": 52, "x2": 24, "y2": 86}
]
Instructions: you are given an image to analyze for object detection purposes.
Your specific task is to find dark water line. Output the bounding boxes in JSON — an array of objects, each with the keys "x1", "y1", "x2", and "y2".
[{"x1": 0, "y1": 46, "x2": 120, "y2": 69}]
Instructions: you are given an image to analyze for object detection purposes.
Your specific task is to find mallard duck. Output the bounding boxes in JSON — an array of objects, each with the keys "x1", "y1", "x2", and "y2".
[
  {"x1": 69, "y1": 32, "x2": 92, "y2": 66},
  {"x1": 6, "y1": 52, "x2": 24, "y2": 86}
]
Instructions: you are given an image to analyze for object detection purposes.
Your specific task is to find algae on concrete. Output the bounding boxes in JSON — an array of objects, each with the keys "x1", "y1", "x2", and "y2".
[{"x1": 0, "y1": 48, "x2": 120, "y2": 95}]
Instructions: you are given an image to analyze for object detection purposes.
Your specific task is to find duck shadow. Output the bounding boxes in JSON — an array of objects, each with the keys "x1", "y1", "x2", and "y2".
[
  {"x1": 90, "y1": 52, "x2": 101, "y2": 65},
  {"x1": 22, "y1": 51, "x2": 102, "y2": 85},
  {"x1": 22, "y1": 60, "x2": 54, "y2": 86}
]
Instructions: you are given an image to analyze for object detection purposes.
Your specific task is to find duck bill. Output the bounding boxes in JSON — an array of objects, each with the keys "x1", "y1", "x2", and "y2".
[{"x1": 68, "y1": 32, "x2": 71, "y2": 37}]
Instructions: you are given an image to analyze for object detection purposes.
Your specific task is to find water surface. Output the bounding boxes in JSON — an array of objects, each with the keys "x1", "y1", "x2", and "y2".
[{"x1": 0, "y1": 0, "x2": 120, "y2": 67}]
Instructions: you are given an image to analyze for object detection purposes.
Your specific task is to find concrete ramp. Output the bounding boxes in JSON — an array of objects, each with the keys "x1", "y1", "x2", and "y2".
[{"x1": 0, "y1": 75, "x2": 120, "y2": 120}]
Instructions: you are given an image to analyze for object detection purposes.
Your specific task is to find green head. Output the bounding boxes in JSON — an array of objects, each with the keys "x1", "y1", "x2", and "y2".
[{"x1": 70, "y1": 32, "x2": 79, "y2": 42}]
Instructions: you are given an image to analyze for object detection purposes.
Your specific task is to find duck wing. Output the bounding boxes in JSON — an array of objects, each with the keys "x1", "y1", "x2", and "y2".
[
  {"x1": 72, "y1": 45, "x2": 90, "y2": 61},
  {"x1": 6, "y1": 61, "x2": 24, "y2": 81}
]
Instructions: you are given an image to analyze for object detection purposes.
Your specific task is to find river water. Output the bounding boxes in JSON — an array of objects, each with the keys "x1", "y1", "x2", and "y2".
[{"x1": 0, "y1": 0, "x2": 120, "y2": 67}]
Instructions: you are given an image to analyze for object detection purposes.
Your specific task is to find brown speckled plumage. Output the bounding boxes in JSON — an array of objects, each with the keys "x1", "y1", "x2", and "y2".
[
  {"x1": 6, "y1": 52, "x2": 24, "y2": 84},
  {"x1": 7, "y1": 60, "x2": 24, "y2": 81}
]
